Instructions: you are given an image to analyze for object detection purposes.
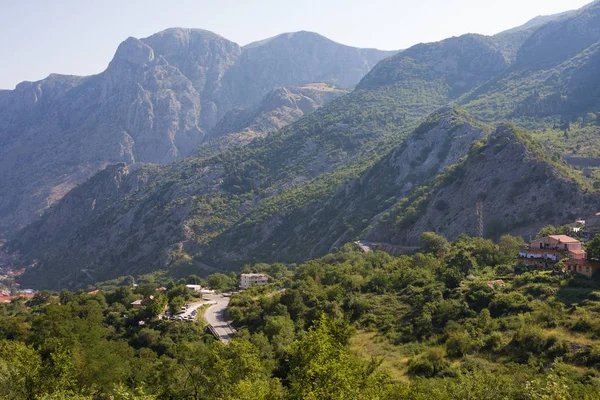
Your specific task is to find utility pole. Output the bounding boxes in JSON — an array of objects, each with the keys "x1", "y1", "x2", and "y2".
[{"x1": 476, "y1": 200, "x2": 484, "y2": 238}]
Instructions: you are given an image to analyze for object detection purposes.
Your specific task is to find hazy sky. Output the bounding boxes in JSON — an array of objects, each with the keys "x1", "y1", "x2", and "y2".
[{"x1": 0, "y1": 0, "x2": 592, "y2": 89}]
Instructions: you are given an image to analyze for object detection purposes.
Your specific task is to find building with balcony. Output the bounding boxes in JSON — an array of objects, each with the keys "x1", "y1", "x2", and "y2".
[
  {"x1": 518, "y1": 235, "x2": 600, "y2": 278},
  {"x1": 240, "y1": 273, "x2": 269, "y2": 290},
  {"x1": 518, "y1": 235, "x2": 584, "y2": 267}
]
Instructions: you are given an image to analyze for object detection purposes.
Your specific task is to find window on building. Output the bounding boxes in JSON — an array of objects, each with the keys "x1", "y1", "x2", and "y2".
[{"x1": 586, "y1": 267, "x2": 590, "y2": 272}]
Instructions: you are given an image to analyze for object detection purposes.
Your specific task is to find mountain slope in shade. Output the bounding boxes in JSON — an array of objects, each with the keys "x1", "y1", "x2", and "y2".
[
  {"x1": 0, "y1": 28, "x2": 394, "y2": 237},
  {"x1": 11, "y1": 82, "x2": 437, "y2": 289}
]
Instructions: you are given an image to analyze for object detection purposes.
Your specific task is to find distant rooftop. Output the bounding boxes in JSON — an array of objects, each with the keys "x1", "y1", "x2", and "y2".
[{"x1": 549, "y1": 235, "x2": 580, "y2": 243}]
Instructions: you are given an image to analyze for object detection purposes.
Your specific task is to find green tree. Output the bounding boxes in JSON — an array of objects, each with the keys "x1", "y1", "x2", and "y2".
[
  {"x1": 286, "y1": 315, "x2": 395, "y2": 399},
  {"x1": 263, "y1": 315, "x2": 295, "y2": 357},
  {"x1": 0, "y1": 341, "x2": 80, "y2": 399},
  {"x1": 206, "y1": 273, "x2": 234, "y2": 292},
  {"x1": 407, "y1": 347, "x2": 449, "y2": 378},
  {"x1": 169, "y1": 296, "x2": 186, "y2": 316},
  {"x1": 186, "y1": 275, "x2": 202, "y2": 285},
  {"x1": 121, "y1": 275, "x2": 135, "y2": 287},
  {"x1": 537, "y1": 225, "x2": 568, "y2": 238},
  {"x1": 587, "y1": 234, "x2": 600, "y2": 261},
  {"x1": 135, "y1": 283, "x2": 157, "y2": 298},
  {"x1": 420, "y1": 232, "x2": 451, "y2": 257},
  {"x1": 28, "y1": 291, "x2": 52, "y2": 307},
  {"x1": 498, "y1": 235, "x2": 524, "y2": 263},
  {"x1": 141, "y1": 294, "x2": 167, "y2": 319}
]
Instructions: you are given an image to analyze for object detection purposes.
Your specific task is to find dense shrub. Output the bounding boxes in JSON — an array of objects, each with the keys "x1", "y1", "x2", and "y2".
[{"x1": 407, "y1": 348, "x2": 450, "y2": 378}]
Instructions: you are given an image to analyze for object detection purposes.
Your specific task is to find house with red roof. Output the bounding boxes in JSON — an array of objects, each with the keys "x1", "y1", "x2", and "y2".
[{"x1": 518, "y1": 235, "x2": 600, "y2": 278}]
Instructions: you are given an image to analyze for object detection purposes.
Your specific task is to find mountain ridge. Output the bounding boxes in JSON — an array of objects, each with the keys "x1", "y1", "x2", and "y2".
[{"x1": 0, "y1": 28, "x2": 394, "y2": 238}]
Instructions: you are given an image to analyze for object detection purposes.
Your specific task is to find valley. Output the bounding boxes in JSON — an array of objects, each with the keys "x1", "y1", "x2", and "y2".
[{"x1": 3, "y1": 1, "x2": 600, "y2": 398}]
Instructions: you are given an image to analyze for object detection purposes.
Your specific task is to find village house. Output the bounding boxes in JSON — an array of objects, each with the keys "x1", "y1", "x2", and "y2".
[
  {"x1": 240, "y1": 273, "x2": 269, "y2": 290},
  {"x1": 131, "y1": 295, "x2": 154, "y2": 309},
  {"x1": 518, "y1": 235, "x2": 600, "y2": 278}
]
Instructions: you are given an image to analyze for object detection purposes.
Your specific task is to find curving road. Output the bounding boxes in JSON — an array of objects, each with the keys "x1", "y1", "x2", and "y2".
[{"x1": 203, "y1": 294, "x2": 236, "y2": 344}]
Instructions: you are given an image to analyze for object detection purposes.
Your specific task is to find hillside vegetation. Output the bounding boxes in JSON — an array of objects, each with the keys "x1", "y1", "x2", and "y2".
[{"x1": 5, "y1": 236, "x2": 600, "y2": 398}]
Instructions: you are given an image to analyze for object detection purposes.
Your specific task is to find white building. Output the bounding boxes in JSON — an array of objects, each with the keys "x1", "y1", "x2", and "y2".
[
  {"x1": 185, "y1": 284, "x2": 202, "y2": 292},
  {"x1": 240, "y1": 273, "x2": 269, "y2": 289}
]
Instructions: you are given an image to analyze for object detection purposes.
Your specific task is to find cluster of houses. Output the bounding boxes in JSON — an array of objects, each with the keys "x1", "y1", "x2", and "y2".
[{"x1": 518, "y1": 234, "x2": 600, "y2": 278}]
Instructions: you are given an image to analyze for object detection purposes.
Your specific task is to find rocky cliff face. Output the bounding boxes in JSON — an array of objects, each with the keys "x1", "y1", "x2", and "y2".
[
  {"x1": 0, "y1": 28, "x2": 393, "y2": 237},
  {"x1": 365, "y1": 124, "x2": 599, "y2": 245},
  {"x1": 201, "y1": 83, "x2": 348, "y2": 154}
]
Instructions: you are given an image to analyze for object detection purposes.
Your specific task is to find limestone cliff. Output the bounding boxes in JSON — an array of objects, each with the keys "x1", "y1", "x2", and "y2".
[{"x1": 0, "y1": 28, "x2": 393, "y2": 237}]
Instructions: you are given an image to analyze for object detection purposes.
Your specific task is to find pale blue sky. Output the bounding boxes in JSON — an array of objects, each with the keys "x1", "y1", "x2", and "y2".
[{"x1": 0, "y1": 0, "x2": 592, "y2": 89}]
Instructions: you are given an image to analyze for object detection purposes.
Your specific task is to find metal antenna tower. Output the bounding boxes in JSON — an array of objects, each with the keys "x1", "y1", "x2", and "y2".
[{"x1": 476, "y1": 200, "x2": 484, "y2": 238}]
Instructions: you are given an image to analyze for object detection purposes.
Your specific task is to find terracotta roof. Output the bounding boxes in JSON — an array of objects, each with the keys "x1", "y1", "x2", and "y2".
[
  {"x1": 549, "y1": 235, "x2": 580, "y2": 243},
  {"x1": 570, "y1": 249, "x2": 586, "y2": 255}
]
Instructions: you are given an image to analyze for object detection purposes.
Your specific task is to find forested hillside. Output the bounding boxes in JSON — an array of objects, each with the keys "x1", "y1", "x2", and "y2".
[{"x1": 5, "y1": 237, "x2": 600, "y2": 398}]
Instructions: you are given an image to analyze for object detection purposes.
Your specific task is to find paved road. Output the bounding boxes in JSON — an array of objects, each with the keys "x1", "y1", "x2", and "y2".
[{"x1": 203, "y1": 294, "x2": 236, "y2": 344}]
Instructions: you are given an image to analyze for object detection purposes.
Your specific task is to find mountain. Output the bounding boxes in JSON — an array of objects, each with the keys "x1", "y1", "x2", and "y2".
[
  {"x1": 492, "y1": 10, "x2": 577, "y2": 62},
  {"x1": 0, "y1": 28, "x2": 394, "y2": 238},
  {"x1": 358, "y1": 1, "x2": 600, "y2": 123},
  {"x1": 365, "y1": 124, "x2": 599, "y2": 245},
  {"x1": 461, "y1": 1, "x2": 600, "y2": 120},
  {"x1": 198, "y1": 83, "x2": 348, "y2": 157},
  {"x1": 11, "y1": 85, "x2": 421, "y2": 289},
  {"x1": 201, "y1": 108, "x2": 488, "y2": 264},
  {"x1": 358, "y1": 34, "x2": 508, "y2": 97},
  {"x1": 11, "y1": 2, "x2": 600, "y2": 289},
  {"x1": 229, "y1": 31, "x2": 395, "y2": 106}
]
